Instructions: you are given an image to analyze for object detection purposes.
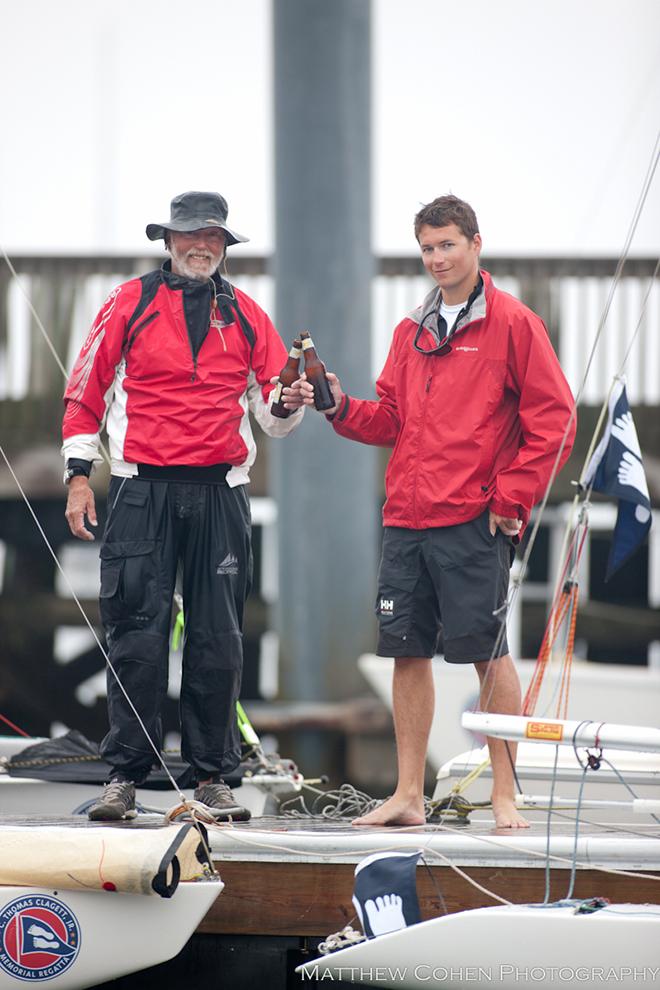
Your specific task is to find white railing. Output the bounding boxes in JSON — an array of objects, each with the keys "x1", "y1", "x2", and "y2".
[{"x1": 1, "y1": 255, "x2": 658, "y2": 404}]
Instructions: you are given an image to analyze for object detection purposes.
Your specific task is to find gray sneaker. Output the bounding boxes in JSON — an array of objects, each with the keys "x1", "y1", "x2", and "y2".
[
  {"x1": 193, "y1": 781, "x2": 251, "y2": 821},
  {"x1": 88, "y1": 779, "x2": 137, "y2": 821}
]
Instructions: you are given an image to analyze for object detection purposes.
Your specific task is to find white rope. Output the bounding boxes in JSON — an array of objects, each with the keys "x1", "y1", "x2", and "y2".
[
  {"x1": 318, "y1": 926, "x2": 366, "y2": 954},
  {"x1": 421, "y1": 847, "x2": 512, "y2": 905},
  {"x1": 281, "y1": 782, "x2": 382, "y2": 820}
]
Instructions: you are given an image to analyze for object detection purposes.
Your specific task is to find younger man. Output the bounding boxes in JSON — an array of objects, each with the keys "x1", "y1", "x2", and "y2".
[{"x1": 290, "y1": 195, "x2": 575, "y2": 827}]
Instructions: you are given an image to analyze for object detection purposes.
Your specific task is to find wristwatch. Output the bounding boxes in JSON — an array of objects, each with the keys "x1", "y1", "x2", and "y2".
[
  {"x1": 64, "y1": 467, "x2": 89, "y2": 484},
  {"x1": 64, "y1": 460, "x2": 91, "y2": 485}
]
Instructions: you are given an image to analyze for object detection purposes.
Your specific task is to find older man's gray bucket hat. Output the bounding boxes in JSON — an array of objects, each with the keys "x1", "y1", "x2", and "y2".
[{"x1": 146, "y1": 191, "x2": 249, "y2": 245}]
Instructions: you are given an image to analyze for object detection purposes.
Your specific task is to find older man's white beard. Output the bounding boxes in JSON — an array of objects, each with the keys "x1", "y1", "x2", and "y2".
[{"x1": 169, "y1": 246, "x2": 222, "y2": 281}]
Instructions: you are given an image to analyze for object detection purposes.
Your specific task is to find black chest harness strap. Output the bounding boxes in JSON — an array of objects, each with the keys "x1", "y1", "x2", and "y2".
[{"x1": 122, "y1": 269, "x2": 256, "y2": 358}]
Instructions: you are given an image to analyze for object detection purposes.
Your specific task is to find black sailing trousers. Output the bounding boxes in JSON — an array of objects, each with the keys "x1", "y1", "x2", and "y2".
[{"x1": 98, "y1": 475, "x2": 252, "y2": 782}]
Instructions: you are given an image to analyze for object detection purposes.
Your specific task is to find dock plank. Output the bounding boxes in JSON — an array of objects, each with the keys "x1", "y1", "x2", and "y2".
[{"x1": 200, "y1": 859, "x2": 660, "y2": 936}]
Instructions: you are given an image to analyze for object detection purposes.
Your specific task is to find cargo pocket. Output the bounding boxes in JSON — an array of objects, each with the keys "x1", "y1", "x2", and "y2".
[
  {"x1": 99, "y1": 540, "x2": 160, "y2": 626},
  {"x1": 122, "y1": 487, "x2": 149, "y2": 508}
]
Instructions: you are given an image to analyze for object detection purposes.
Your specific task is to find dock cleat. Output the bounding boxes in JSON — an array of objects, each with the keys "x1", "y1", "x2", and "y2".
[
  {"x1": 193, "y1": 781, "x2": 251, "y2": 822},
  {"x1": 88, "y1": 779, "x2": 137, "y2": 821}
]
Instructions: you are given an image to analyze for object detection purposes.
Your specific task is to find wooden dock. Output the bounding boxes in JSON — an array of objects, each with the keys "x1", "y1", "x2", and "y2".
[{"x1": 200, "y1": 814, "x2": 660, "y2": 938}]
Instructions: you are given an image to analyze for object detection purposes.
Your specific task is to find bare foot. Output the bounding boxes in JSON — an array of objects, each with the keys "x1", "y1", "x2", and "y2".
[
  {"x1": 352, "y1": 795, "x2": 425, "y2": 827},
  {"x1": 492, "y1": 796, "x2": 530, "y2": 829}
]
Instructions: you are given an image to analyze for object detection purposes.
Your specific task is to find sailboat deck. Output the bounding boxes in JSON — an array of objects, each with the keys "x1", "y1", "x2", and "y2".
[
  {"x1": 2, "y1": 812, "x2": 658, "y2": 937},
  {"x1": 3, "y1": 810, "x2": 658, "y2": 867},
  {"x1": 0, "y1": 813, "x2": 172, "y2": 829},
  {"x1": 207, "y1": 812, "x2": 660, "y2": 865}
]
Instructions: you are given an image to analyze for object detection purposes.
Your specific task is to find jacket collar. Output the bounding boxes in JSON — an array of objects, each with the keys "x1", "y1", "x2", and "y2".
[
  {"x1": 411, "y1": 269, "x2": 492, "y2": 341},
  {"x1": 160, "y1": 258, "x2": 230, "y2": 296}
]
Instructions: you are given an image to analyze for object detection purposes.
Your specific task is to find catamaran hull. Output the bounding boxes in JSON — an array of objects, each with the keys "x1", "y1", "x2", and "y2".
[
  {"x1": 0, "y1": 880, "x2": 221, "y2": 989},
  {"x1": 0, "y1": 737, "x2": 302, "y2": 819},
  {"x1": 0, "y1": 774, "x2": 300, "y2": 818},
  {"x1": 297, "y1": 904, "x2": 660, "y2": 989}
]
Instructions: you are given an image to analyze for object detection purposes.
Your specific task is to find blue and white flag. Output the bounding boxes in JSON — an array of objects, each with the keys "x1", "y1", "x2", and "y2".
[
  {"x1": 352, "y1": 850, "x2": 422, "y2": 938},
  {"x1": 584, "y1": 379, "x2": 652, "y2": 581}
]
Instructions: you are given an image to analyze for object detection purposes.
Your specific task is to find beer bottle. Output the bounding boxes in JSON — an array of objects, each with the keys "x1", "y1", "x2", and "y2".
[
  {"x1": 300, "y1": 332, "x2": 336, "y2": 411},
  {"x1": 271, "y1": 338, "x2": 303, "y2": 419}
]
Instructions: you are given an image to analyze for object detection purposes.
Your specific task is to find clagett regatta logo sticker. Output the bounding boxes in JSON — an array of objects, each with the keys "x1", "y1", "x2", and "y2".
[{"x1": 0, "y1": 895, "x2": 81, "y2": 982}]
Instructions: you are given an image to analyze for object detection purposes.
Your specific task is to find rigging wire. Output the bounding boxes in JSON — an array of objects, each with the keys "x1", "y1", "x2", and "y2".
[
  {"x1": 523, "y1": 255, "x2": 658, "y2": 718},
  {"x1": 543, "y1": 745, "x2": 561, "y2": 904},
  {"x1": 0, "y1": 442, "x2": 183, "y2": 798},
  {"x1": 550, "y1": 807, "x2": 660, "y2": 840},
  {"x1": 618, "y1": 256, "x2": 660, "y2": 375},
  {"x1": 0, "y1": 441, "x2": 220, "y2": 870},
  {"x1": 565, "y1": 763, "x2": 590, "y2": 900},
  {"x1": 509, "y1": 128, "x2": 659, "y2": 630},
  {"x1": 457, "y1": 131, "x2": 660, "y2": 803},
  {"x1": 0, "y1": 241, "x2": 113, "y2": 467},
  {"x1": 598, "y1": 757, "x2": 660, "y2": 826},
  {"x1": 0, "y1": 245, "x2": 70, "y2": 381},
  {"x1": 524, "y1": 245, "x2": 660, "y2": 717}
]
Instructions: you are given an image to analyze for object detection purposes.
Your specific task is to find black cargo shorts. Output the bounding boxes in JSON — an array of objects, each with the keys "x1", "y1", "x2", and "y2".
[{"x1": 375, "y1": 510, "x2": 515, "y2": 663}]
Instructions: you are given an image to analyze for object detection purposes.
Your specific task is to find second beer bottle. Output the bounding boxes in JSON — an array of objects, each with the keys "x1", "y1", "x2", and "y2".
[
  {"x1": 271, "y1": 338, "x2": 302, "y2": 418},
  {"x1": 300, "y1": 331, "x2": 336, "y2": 412}
]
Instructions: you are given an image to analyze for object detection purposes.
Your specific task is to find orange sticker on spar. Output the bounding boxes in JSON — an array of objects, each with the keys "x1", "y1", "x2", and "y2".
[{"x1": 525, "y1": 721, "x2": 563, "y2": 741}]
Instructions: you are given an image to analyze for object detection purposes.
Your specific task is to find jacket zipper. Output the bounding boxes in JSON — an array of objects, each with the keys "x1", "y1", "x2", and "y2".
[
  {"x1": 412, "y1": 374, "x2": 433, "y2": 524},
  {"x1": 190, "y1": 291, "x2": 220, "y2": 381},
  {"x1": 125, "y1": 311, "x2": 159, "y2": 355}
]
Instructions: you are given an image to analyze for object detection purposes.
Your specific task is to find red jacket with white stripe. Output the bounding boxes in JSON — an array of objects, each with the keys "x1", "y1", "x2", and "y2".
[
  {"x1": 62, "y1": 267, "x2": 302, "y2": 485},
  {"x1": 331, "y1": 270, "x2": 576, "y2": 531}
]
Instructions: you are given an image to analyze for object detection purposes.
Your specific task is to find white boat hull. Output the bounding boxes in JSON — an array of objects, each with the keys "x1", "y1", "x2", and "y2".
[
  {"x1": 0, "y1": 765, "x2": 301, "y2": 819},
  {"x1": 359, "y1": 655, "x2": 660, "y2": 772},
  {"x1": 0, "y1": 735, "x2": 302, "y2": 818},
  {"x1": 298, "y1": 903, "x2": 660, "y2": 989},
  {"x1": 0, "y1": 880, "x2": 221, "y2": 989}
]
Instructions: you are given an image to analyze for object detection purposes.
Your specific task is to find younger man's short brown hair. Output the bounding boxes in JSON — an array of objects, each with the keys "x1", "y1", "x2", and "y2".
[{"x1": 414, "y1": 195, "x2": 479, "y2": 241}]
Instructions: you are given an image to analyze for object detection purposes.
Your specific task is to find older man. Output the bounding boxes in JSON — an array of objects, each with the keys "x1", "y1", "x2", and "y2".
[{"x1": 63, "y1": 191, "x2": 303, "y2": 821}]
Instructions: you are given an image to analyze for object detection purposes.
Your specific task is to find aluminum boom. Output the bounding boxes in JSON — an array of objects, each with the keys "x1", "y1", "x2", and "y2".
[{"x1": 462, "y1": 712, "x2": 660, "y2": 753}]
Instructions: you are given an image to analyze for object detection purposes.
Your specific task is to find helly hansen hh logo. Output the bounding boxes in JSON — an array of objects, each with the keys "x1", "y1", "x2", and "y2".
[
  {"x1": 217, "y1": 553, "x2": 239, "y2": 575},
  {"x1": 379, "y1": 598, "x2": 394, "y2": 615}
]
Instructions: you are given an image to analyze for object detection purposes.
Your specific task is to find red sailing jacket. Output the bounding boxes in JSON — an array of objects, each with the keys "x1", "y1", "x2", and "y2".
[
  {"x1": 62, "y1": 268, "x2": 301, "y2": 485},
  {"x1": 331, "y1": 270, "x2": 576, "y2": 532}
]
